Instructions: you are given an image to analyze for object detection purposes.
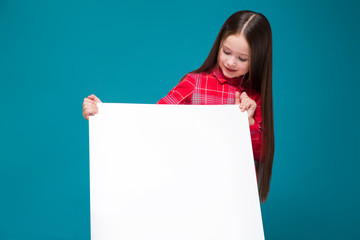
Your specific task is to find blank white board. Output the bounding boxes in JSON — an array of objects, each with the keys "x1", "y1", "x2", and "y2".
[{"x1": 89, "y1": 103, "x2": 264, "y2": 240}]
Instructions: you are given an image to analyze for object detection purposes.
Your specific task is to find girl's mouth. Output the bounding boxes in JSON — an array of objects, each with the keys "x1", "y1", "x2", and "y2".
[{"x1": 225, "y1": 66, "x2": 236, "y2": 72}]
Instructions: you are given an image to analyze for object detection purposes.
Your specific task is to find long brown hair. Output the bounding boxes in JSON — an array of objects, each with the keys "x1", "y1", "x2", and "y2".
[{"x1": 189, "y1": 10, "x2": 274, "y2": 203}]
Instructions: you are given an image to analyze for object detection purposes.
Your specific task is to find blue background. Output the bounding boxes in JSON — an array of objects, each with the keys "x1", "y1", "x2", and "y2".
[{"x1": 0, "y1": 0, "x2": 359, "y2": 239}]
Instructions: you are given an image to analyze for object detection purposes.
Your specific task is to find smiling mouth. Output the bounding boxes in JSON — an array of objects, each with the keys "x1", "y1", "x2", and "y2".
[{"x1": 225, "y1": 66, "x2": 236, "y2": 72}]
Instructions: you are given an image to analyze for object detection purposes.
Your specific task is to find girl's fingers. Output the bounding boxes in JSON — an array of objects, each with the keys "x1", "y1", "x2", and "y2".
[
  {"x1": 239, "y1": 104, "x2": 245, "y2": 112},
  {"x1": 238, "y1": 94, "x2": 256, "y2": 119},
  {"x1": 84, "y1": 98, "x2": 94, "y2": 103},
  {"x1": 240, "y1": 92, "x2": 248, "y2": 102},
  {"x1": 83, "y1": 107, "x2": 90, "y2": 120},
  {"x1": 88, "y1": 94, "x2": 102, "y2": 103},
  {"x1": 83, "y1": 100, "x2": 99, "y2": 112},
  {"x1": 83, "y1": 98, "x2": 97, "y2": 106},
  {"x1": 242, "y1": 99, "x2": 250, "y2": 109},
  {"x1": 88, "y1": 94, "x2": 96, "y2": 100},
  {"x1": 83, "y1": 104, "x2": 98, "y2": 116},
  {"x1": 235, "y1": 91, "x2": 241, "y2": 105},
  {"x1": 84, "y1": 105, "x2": 98, "y2": 113},
  {"x1": 83, "y1": 104, "x2": 97, "y2": 111},
  {"x1": 94, "y1": 95, "x2": 102, "y2": 103},
  {"x1": 83, "y1": 95, "x2": 100, "y2": 120},
  {"x1": 241, "y1": 97, "x2": 256, "y2": 110}
]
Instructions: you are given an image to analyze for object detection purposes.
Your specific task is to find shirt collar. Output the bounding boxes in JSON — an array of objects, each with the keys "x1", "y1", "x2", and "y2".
[{"x1": 212, "y1": 66, "x2": 245, "y2": 90}]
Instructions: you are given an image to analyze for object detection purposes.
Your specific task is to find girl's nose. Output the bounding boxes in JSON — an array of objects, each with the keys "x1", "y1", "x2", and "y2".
[{"x1": 228, "y1": 57, "x2": 236, "y2": 67}]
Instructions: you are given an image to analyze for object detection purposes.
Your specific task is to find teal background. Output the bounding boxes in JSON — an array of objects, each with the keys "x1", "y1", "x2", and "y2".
[{"x1": 0, "y1": 0, "x2": 359, "y2": 239}]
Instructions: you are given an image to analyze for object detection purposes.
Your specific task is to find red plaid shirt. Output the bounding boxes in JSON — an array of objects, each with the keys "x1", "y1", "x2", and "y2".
[{"x1": 158, "y1": 67, "x2": 263, "y2": 163}]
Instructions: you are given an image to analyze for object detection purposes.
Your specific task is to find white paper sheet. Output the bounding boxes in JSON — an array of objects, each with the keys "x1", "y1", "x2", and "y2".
[{"x1": 89, "y1": 103, "x2": 264, "y2": 240}]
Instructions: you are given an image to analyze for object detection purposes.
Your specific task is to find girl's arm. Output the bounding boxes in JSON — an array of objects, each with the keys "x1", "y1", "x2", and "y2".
[{"x1": 157, "y1": 74, "x2": 195, "y2": 104}]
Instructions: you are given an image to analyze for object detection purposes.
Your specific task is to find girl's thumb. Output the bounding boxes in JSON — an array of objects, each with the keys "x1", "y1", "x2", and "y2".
[{"x1": 88, "y1": 94, "x2": 102, "y2": 103}]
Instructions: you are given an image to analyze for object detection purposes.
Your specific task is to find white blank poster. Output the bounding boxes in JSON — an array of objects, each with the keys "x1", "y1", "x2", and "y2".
[{"x1": 89, "y1": 103, "x2": 264, "y2": 240}]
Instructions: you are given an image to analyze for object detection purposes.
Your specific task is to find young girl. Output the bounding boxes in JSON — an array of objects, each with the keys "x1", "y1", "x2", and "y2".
[{"x1": 83, "y1": 10, "x2": 274, "y2": 203}]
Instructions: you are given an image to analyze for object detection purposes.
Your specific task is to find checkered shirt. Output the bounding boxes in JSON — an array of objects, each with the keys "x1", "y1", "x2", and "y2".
[{"x1": 158, "y1": 67, "x2": 263, "y2": 162}]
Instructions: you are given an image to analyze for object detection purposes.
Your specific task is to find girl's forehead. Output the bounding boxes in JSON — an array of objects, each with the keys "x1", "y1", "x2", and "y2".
[{"x1": 221, "y1": 34, "x2": 250, "y2": 56}]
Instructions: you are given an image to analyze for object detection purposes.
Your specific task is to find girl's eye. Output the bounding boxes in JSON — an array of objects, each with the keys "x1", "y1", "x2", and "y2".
[
  {"x1": 223, "y1": 49, "x2": 247, "y2": 61},
  {"x1": 223, "y1": 50, "x2": 230, "y2": 55}
]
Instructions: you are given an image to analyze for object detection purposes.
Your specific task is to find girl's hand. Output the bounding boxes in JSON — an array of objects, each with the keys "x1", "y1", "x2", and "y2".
[
  {"x1": 235, "y1": 91, "x2": 256, "y2": 126},
  {"x1": 83, "y1": 94, "x2": 102, "y2": 120}
]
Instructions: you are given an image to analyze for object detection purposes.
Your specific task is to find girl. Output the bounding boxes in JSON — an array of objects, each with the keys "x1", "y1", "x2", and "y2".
[{"x1": 83, "y1": 10, "x2": 274, "y2": 203}]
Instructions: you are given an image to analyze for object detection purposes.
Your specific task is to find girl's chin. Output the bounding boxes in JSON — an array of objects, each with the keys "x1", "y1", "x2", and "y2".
[{"x1": 223, "y1": 70, "x2": 238, "y2": 78}]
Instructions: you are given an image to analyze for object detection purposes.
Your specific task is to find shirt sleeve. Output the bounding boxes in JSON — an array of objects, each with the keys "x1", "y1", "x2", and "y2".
[
  {"x1": 157, "y1": 74, "x2": 195, "y2": 104},
  {"x1": 249, "y1": 93, "x2": 263, "y2": 163}
]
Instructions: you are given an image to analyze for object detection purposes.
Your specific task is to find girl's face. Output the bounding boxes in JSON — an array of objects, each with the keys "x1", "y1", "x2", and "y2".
[{"x1": 218, "y1": 34, "x2": 250, "y2": 79}]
